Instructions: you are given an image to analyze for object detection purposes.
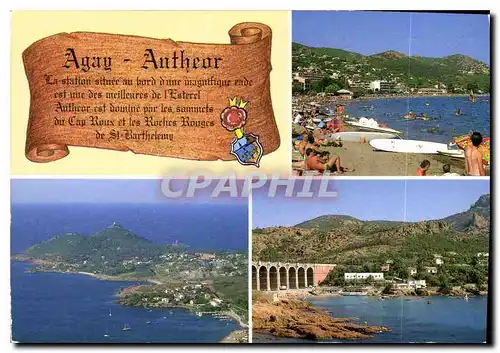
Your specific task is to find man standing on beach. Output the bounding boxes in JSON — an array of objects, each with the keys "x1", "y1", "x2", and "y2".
[{"x1": 465, "y1": 132, "x2": 486, "y2": 176}]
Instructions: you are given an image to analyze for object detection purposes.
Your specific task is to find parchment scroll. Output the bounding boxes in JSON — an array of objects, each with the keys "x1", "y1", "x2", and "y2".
[{"x1": 22, "y1": 22, "x2": 280, "y2": 165}]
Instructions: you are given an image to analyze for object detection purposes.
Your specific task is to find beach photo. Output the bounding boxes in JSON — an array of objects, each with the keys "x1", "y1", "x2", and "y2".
[
  {"x1": 291, "y1": 11, "x2": 490, "y2": 176},
  {"x1": 10, "y1": 179, "x2": 248, "y2": 343},
  {"x1": 252, "y1": 179, "x2": 490, "y2": 343}
]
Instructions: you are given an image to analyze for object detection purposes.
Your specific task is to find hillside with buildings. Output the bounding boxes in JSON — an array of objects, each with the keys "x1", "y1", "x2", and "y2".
[
  {"x1": 13, "y1": 223, "x2": 249, "y2": 322},
  {"x1": 292, "y1": 42, "x2": 490, "y2": 95},
  {"x1": 253, "y1": 194, "x2": 489, "y2": 293}
]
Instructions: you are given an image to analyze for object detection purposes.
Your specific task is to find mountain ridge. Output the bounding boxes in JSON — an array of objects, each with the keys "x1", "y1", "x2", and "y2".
[
  {"x1": 292, "y1": 42, "x2": 490, "y2": 93},
  {"x1": 253, "y1": 194, "x2": 490, "y2": 264},
  {"x1": 293, "y1": 42, "x2": 489, "y2": 66}
]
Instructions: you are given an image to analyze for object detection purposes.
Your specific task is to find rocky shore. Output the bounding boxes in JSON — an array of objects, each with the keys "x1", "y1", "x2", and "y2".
[
  {"x1": 219, "y1": 330, "x2": 249, "y2": 343},
  {"x1": 253, "y1": 298, "x2": 390, "y2": 341}
]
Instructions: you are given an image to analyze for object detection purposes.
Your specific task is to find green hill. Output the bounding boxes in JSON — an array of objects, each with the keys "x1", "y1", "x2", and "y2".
[
  {"x1": 292, "y1": 42, "x2": 490, "y2": 93},
  {"x1": 24, "y1": 222, "x2": 166, "y2": 262},
  {"x1": 20, "y1": 223, "x2": 181, "y2": 275}
]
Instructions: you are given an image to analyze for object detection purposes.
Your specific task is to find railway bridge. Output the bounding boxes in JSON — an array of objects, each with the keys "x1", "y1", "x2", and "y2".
[{"x1": 252, "y1": 261, "x2": 336, "y2": 291}]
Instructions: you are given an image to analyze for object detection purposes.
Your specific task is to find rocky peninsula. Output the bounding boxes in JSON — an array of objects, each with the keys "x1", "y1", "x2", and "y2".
[{"x1": 253, "y1": 297, "x2": 390, "y2": 340}]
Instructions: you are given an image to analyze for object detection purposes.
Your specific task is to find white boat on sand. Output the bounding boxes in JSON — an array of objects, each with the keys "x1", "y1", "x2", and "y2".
[
  {"x1": 327, "y1": 131, "x2": 401, "y2": 142},
  {"x1": 370, "y1": 139, "x2": 449, "y2": 154}
]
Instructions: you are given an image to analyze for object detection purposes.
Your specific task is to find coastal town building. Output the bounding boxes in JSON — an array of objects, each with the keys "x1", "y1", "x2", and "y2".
[
  {"x1": 350, "y1": 81, "x2": 370, "y2": 90},
  {"x1": 395, "y1": 280, "x2": 427, "y2": 289},
  {"x1": 344, "y1": 273, "x2": 384, "y2": 281},
  {"x1": 415, "y1": 87, "x2": 448, "y2": 95},
  {"x1": 434, "y1": 255, "x2": 444, "y2": 265},
  {"x1": 425, "y1": 266, "x2": 438, "y2": 274},
  {"x1": 335, "y1": 89, "x2": 353, "y2": 100},
  {"x1": 380, "y1": 265, "x2": 390, "y2": 272},
  {"x1": 408, "y1": 267, "x2": 417, "y2": 276}
]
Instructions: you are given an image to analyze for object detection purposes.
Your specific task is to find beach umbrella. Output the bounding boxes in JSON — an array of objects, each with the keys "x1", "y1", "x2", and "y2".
[{"x1": 452, "y1": 135, "x2": 490, "y2": 165}]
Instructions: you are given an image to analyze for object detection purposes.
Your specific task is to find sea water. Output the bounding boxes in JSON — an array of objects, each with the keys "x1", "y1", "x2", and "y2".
[
  {"x1": 344, "y1": 96, "x2": 490, "y2": 144},
  {"x1": 253, "y1": 295, "x2": 488, "y2": 343},
  {"x1": 10, "y1": 203, "x2": 247, "y2": 343},
  {"x1": 11, "y1": 262, "x2": 239, "y2": 343}
]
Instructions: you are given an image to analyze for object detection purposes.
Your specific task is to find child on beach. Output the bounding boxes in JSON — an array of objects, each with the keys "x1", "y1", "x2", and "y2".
[
  {"x1": 442, "y1": 164, "x2": 460, "y2": 177},
  {"x1": 416, "y1": 160, "x2": 430, "y2": 176},
  {"x1": 465, "y1": 132, "x2": 486, "y2": 176}
]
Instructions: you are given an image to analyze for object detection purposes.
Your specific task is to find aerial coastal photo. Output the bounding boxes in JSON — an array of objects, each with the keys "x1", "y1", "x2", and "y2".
[
  {"x1": 252, "y1": 179, "x2": 490, "y2": 343},
  {"x1": 10, "y1": 179, "x2": 248, "y2": 343},
  {"x1": 291, "y1": 11, "x2": 490, "y2": 176}
]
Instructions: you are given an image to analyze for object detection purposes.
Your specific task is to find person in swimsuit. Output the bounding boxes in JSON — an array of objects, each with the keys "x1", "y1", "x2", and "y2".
[
  {"x1": 305, "y1": 151, "x2": 354, "y2": 174},
  {"x1": 465, "y1": 132, "x2": 486, "y2": 176}
]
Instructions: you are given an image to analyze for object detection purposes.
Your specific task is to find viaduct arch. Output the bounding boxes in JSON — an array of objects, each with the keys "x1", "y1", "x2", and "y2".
[{"x1": 251, "y1": 261, "x2": 336, "y2": 291}]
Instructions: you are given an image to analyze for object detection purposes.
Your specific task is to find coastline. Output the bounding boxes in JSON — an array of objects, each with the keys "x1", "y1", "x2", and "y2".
[
  {"x1": 276, "y1": 287, "x2": 488, "y2": 300},
  {"x1": 350, "y1": 93, "x2": 489, "y2": 102},
  {"x1": 76, "y1": 271, "x2": 163, "y2": 285},
  {"x1": 293, "y1": 93, "x2": 489, "y2": 107},
  {"x1": 13, "y1": 258, "x2": 247, "y2": 332},
  {"x1": 219, "y1": 330, "x2": 249, "y2": 343}
]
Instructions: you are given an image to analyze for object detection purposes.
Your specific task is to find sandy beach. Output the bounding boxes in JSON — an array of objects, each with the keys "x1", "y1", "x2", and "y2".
[
  {"x1": 292, "y1": 93, "x2": 489, "y2": 108},
  {"x1": 322, "y1": 141, "x2": 468, "y2": 177},
  {"x1": 293, "y1": 125, "x2": 474, "y2": 177}
]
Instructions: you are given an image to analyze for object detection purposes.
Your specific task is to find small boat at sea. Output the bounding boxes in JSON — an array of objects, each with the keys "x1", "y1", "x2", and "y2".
[
  {"x1": 146, "y1": 320, "x2": 152, "y2": 324},
  {"x1": 109, "y1": 310, "x2": 112, "y2": 317},
  {"x1": 464, "y1": 294, "x2": 469, "y2": 301},
  {"x1": 342, "y1": 292, "x2": 368, "y2": 296},
  {"x1": 121, "y1": 324, "x2": 132, "y2": 331}
]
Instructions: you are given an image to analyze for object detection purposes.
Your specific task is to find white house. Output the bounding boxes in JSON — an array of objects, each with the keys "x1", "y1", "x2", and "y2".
[
  {"x1": 344, "y1": 273, "x2": 384, "y2": 281},
  {"x1": 425, "y1": 267, "x2": 438, "y2": 274},
  {"x1": 408, "y1": 267, "x2": 417, "y2": 276},
  {"x1": 369, "y1": 80, "x2": 381, "y2": 92},
  {"x1": 408, "y1": 280, "x2": 427, "y2": 289},
  {"x1": 434, "y1": 256, "x2": 444, "y2": 265}
]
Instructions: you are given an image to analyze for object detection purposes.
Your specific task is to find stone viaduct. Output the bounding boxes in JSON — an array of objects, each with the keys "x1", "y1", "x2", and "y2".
[{"x1": 252, "y1": 261, "x2": 336, "y2": 291}]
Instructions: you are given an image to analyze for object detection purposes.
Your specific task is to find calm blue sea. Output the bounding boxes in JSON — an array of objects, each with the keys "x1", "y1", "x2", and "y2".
[
  {"x1": 11, "y1": 261, "x2": 239, "y2": 343},
  {"x1": 10, "y1": 203, "x2": 247, "y2": 343},
  {"x1": 344, "y1": 96, "x2": 490, "y2": 144},
  {"x1": 254, "y1": 295, "x2": 488, "y2": 343},
  {"x1": 10, "y1": 203, "x2": 248, "y2": 254}
]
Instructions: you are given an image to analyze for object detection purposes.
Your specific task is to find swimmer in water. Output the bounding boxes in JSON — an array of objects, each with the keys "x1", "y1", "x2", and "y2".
[{"x1": 456, "y1": 108, "x2": 461, "y2": 116}]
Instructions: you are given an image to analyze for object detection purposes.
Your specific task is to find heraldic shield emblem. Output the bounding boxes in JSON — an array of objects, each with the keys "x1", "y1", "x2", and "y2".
[{"x1": 220, "y1": 97, "x2": 264, "y2": 167}]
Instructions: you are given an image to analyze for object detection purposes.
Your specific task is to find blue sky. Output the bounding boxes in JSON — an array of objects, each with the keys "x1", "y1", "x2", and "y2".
[
  {"x1": 253, "y1": 180, "x2": 490, "y2": 227},
  {"x1": 293, "y1": 11, "x2": 490, "y2": 64},
  {"x1": 10, "y1": 179, "x2": 247, "y2": 204}
]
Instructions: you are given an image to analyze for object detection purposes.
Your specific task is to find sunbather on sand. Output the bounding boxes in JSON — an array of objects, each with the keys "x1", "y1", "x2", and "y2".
[
  {"x1": 292, "y1": 148, "x2": 317, "y2": 170},
  {"x1": 296, "y1": 134, "x2": 321, "y2": 157},
  {"x1": 305, "y1": 151, "x2": 354, "y2": 174}
]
